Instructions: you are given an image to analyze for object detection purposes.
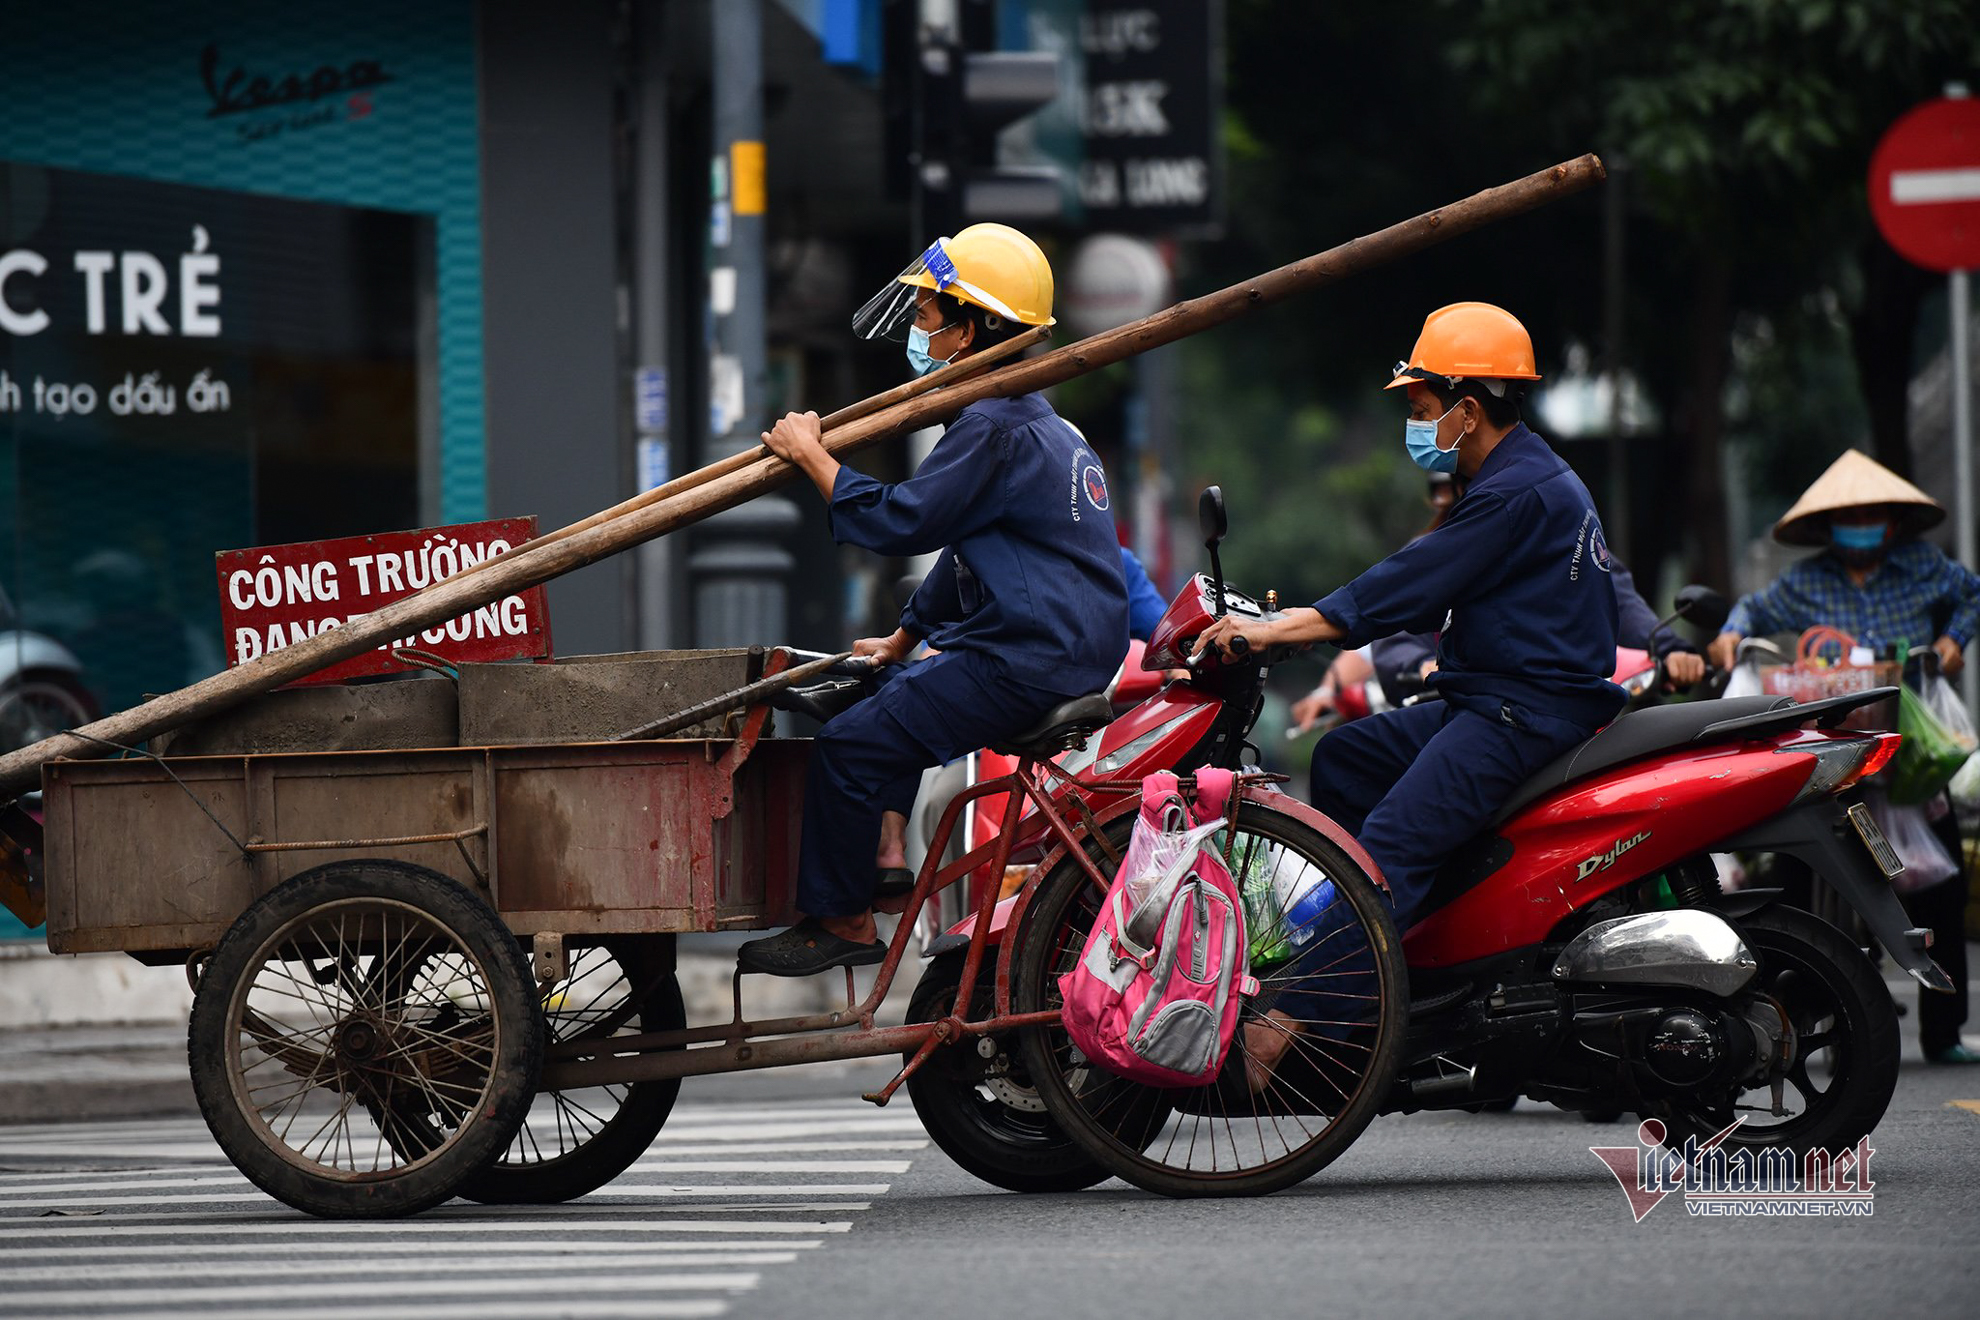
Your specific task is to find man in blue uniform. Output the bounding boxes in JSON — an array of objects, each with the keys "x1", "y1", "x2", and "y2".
[
  {"x1": 1195, "y1": 302, "x2": 1624, "y2": 928},
  {"x1": 739, "y1": 224, "x2": 1129, "y2": 975}
]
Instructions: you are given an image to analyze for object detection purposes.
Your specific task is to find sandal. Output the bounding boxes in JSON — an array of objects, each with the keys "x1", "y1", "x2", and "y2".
[{"x1": 736, "y1": 918, "x2": 887, "y2": 977}]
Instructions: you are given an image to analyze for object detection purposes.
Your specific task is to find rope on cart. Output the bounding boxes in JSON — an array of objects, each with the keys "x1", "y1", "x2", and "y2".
[{"x1": 58, "y1": 730, "x2": 254, "y2": 859}]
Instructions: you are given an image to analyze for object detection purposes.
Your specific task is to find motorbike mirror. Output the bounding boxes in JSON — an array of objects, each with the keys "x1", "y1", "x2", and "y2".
[
  {"x1": 1198, "y1": 486, "x2": 1228, "y2": 547},
  {"x1": 1673, "y1": 584, "x2": 1731, "y2": 634}
]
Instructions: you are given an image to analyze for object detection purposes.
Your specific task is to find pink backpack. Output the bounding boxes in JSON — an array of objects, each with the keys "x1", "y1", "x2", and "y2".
[{"x1": 1059, "y1": 769, "x2": 1257, "y2": 1088}]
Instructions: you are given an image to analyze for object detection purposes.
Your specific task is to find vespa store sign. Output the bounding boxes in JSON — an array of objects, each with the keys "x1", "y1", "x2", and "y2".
[{"x1": 217, "y1": 519, "x2": 553, "y2": 686}]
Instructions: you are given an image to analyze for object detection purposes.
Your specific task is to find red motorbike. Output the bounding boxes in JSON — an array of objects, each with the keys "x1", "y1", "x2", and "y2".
[{"x1": 794, "y1": 487, "x2": 1948, "y2": 1194}]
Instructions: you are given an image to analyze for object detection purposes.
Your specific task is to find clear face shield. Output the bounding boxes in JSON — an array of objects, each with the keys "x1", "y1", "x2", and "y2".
[
  {"x1": 852, "y1": 240, "x2": 960, "y2": 342},
  {"x1": 851, "y1": 237, "x2": 1024, "y2": 342}
]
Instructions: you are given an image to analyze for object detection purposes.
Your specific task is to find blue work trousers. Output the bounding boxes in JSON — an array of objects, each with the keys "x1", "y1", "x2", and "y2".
[
  {"x1": 1308, "y1": 698, "x2": 1599, "y2": 927},
  {"x1": 796, "y1": 649, "x2": 1066, "y2": 918}
]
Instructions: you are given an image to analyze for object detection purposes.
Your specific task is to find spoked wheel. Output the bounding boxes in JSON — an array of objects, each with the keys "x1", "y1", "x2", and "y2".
[
  {"x1": 1015, "y1": 799, "x2": 1406, "y2": 1197},
  {"x1": 903, "y1": 952, "x2": 1117, "y2": 1193},
  {"x1": 1655, "y1": 904, "x2": 1898, "y2": 1159},
  {"x1": 459, "y1": 937, "x2": 685, "y2": 1203},
  {"x1": 188, "y1": 860, "x2": 542, "y2": 1218}
]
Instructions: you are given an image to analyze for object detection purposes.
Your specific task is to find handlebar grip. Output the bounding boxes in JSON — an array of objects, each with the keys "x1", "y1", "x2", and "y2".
[{"x1": 1227, "y1": 634, "x2": 1251, "y2": 658}]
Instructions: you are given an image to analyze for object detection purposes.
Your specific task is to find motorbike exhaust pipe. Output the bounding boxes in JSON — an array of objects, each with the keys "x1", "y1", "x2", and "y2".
[{"x1": 1406, "y1": 1060, "x2": 1478, "y2": 1104}]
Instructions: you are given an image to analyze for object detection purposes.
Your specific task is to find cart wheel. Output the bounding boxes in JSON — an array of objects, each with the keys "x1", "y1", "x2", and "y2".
[
  {"x1": 188, "y1": 859, "x2": 542, "y2": 1219},
  {"x1": 903, "y1": 952, "x2": 1114, "y2": 1193},
  {"x1": 458, "y1": 937, "x2": 685, "y2": 1203},
  {"x1": 1013, "y1": 798, "x2": 1407, "y2": 1198}
]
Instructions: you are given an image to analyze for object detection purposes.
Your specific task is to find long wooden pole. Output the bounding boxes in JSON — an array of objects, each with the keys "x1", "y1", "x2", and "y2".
[
  {"x1": 0, "y1": 154, "x2": 1605, "y2": 799},
  {"x1": 449, "y1": 323, "x2": 1052, "y2": 585}
]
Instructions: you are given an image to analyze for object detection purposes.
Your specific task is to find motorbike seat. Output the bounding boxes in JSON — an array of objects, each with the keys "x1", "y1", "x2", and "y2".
[
  {"x1": 1489, "y1": 694, "x2": 1795, "y2": 827},
  {"x1": 991, "y1": 694, "x2": 1114, "y2": 759}
]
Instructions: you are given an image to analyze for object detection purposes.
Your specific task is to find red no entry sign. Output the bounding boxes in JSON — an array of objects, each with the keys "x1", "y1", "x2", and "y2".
[{"x1": 1869, "y1": 94, "x2": 1980, "y2": 273}]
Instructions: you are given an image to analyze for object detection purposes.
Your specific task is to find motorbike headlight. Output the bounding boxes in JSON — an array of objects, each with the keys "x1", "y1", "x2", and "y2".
[{"x1": 1093, "y1": 708, "x2": 1205, "y2": 776}]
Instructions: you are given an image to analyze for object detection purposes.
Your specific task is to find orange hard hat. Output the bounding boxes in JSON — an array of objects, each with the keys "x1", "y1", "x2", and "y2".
[{"x1": 1385, "y1": 302, "x2": 1541, "y2": 390}]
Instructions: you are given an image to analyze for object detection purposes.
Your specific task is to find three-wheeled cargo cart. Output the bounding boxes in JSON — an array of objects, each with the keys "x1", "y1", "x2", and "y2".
[{"x1": 12, "y1": 645, "x2": 1407, "y2": 1216}]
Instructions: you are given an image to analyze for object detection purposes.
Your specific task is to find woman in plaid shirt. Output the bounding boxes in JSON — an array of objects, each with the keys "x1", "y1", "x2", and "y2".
[{"x1": 1710, "y1": 449, "x2": 1980, "y2": 1064}]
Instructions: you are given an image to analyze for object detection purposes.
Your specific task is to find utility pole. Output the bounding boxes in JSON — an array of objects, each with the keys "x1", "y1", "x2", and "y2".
[
  {"x1": 691, "y1": 0, "x2": 797, "y2": 648},
  {"x1": 632, "y1": 3, "x2": 675, "y2": 650},
  {"x1": 1600, "y1": 157, "x2": 1632, "y2": 566}
]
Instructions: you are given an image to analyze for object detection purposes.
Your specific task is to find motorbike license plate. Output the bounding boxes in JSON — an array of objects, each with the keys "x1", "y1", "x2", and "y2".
[{"x1": 1845, "y1": 802, "x2": 1905, "y2": 880}]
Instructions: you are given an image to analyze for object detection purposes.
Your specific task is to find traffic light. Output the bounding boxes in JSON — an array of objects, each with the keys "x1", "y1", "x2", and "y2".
[{"x1": 883, "y1": 0, "x2": 1061, "y2": 239}]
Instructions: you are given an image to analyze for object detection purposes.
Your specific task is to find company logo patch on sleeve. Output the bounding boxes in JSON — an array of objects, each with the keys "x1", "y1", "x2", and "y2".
[{"x1": 1082, "y1": 464, "x2": 1111, "y2": 512}]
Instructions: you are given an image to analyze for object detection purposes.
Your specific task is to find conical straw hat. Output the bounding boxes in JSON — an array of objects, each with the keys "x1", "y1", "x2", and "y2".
[{"x1": 1771, "y1": 448, "x2": 1944, "y2": 547}]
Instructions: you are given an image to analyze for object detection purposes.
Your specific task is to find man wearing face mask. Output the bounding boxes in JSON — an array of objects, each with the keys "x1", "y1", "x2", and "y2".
[
  {"x1": 1194, "y1": 302, "x2": 1623, "y2": 927},
  {"x1": 740, "y1": 223, "x2": 1129, "y2": 975},
  {"x1": 1710, "y1": 450, "x2": 1980, "y2": 1063}
]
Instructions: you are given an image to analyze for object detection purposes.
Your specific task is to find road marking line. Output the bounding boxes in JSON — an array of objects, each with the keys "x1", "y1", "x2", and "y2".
[
  {"x1": 0, "y1": 1203, "x2": 873, "y2": 1226},
  {"x1": 51, "y1": 1305, "x2": 727, "y2": 1320},
  {"x1": 662, "y1": 1109, "x2": 925, "y2": 1124},
  {"x1": 0, "y1": 1253, "x2": 801, "y2": 1282},
  {"x1": 1948, "y1": 1099, "x2": 1980, "y2": 1117},
  {"x1": 651, "y1": 1121, "x2": 926, "y2": 1141},
  {"x1": 0, "y1": 1147, "x2": 924, "y2": 1190},
  {"x1": 0, "y1": 1175, "x2": 250, "y2": 1196},
  {"x1": 0, "y1": 1183, "x2": 887, "y2": 1209},
  {"x1": 0, "y1": 1218, "x2": 853, "y2": 1237},
  {"x1": 0, "y1": 1163, "x2": 905, "y2": 1198},
  {"x1": 0, "y1": 1121, "x2": 212, "y2": 1137},
  {"x1": 0, "y1": 1146, "x2": 232, "y2": 1162},
  {"x1": 633, "y1": 1140, "x2": 928, "y2": 1155},
  {"x1": 0, "y1": 1273, "x2": 762, "y2": 1309},
  {"x1": 1892, "y1": 167, "x2": 1980, "y2": 205},
  {"x1": 0, "y1": 1239, "x2": 826, "y2": 1258},
  {"x1": 610, "y1": 1160, "x2": 913, "y2": 1174}
]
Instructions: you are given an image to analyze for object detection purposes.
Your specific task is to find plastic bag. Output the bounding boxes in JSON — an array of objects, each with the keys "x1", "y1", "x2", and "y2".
[
  {"x1": 1874, "y1": 795, "x2": 1959, "y2": 893},
  {"x1": 1116, "y1": 795, "x2": 1224, "y2": 918},
  {"x1": 1722, "y1": 660, "x2": 1763, "y2": 700},
  {"x1": 1951, "y1": 749, "x2": 1980, "y2": 810},
  {"x1": 1236, "y1": 838, "x2": 1340, "y2": 968},
  {"x1": 1889, "y1": 673, "x2": 1977, "y2": 805}
]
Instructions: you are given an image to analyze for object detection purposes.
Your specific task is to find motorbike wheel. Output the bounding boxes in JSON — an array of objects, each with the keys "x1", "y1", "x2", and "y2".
[
  {"x1": 0, "y1": 670, "x2": 95, "y2": 754},
  {"x1": 457, "y1": 937, "x2": 684, "y2": 1204},
  {"x1": 1655, "y1": 905, "x2": 1898, "y2": 1159},
  {"x1": 1015, "y1": 799, "x2": 1407, "y2": 1198},
  {"x1": 903, "y1": 953, "x2": 1114, "y2": 1193}
]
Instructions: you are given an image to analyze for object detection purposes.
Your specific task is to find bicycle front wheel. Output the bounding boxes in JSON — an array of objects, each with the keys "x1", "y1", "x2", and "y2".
[{"x1": 1014, "y1": 796, "x2": 1405, "y2": 1197}]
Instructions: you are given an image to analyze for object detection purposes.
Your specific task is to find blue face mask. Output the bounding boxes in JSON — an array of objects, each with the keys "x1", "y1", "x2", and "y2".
[
  {"x1": 1404, "y1": 401, "x2": 1463, "y2": 474},
  {"x1": 1831, "y1": 521, "x2": 1888, "y2": 552},
  {"x1": 906, "y1": 324, "x2": 955, "y2": 378}
]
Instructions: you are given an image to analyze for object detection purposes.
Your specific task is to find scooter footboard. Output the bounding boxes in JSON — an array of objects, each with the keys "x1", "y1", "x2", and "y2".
[{"x1": 1717, "y1": 798, "x2": 1955, "y2": 994}]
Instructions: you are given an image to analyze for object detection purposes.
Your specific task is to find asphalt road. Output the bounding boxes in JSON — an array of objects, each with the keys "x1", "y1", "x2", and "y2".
[{"x1": 1, "y1": 1013, "x2": 1977, "y2": 1319}]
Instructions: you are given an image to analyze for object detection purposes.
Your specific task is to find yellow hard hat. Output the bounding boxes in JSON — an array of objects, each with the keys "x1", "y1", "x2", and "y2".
[
  {"x1": 852, "y1": 223, "x2": 1055, "y2": 340},
  {"x1": 1385, "y1": 302, "x2": 1541, "y2": 389}
]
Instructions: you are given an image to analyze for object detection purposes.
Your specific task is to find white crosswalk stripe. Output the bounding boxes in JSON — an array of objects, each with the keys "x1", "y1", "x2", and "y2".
[{"x1": 0, "y1": 1098, "x2": 927, "y2": 1317}]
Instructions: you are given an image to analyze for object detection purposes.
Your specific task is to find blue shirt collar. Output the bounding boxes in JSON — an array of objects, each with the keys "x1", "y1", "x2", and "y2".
[{"x1": 1466, "y1": 422, "x2": 1536, "y2": 486}]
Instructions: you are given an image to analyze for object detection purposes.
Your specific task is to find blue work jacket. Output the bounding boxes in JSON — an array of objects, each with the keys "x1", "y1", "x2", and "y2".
[
  {"x1": 1313, "y1": 424, "x2": 1625, "y2": 728},
  {"x1": 829, "y1": 393, "x2": 1129, "y2": 698}
]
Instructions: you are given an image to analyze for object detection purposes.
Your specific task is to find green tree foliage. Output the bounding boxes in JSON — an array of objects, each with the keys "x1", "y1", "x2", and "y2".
[{"x1": 1180, "y1": 0, "x2": 1977, "y2": 604}]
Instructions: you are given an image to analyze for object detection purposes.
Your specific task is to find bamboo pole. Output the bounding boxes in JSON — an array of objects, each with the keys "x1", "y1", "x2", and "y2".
[
  {"x1": 448, "y1": 324, "x2": 1052, "y2": 586},
  {"x1": 0, "y1": 154, "x2": 1605, "y2": 799}
]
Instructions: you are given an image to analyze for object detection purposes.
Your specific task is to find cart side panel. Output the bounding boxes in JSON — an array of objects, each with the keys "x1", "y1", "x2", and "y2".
[
  {"x1": 262, "y1": 756, "x2": 485, "y2": 889},
  {"x1": 712, "y1": 739, "x2": 805, "y2": 927},
  {"x1": 489, "y1": 745, "x2": 701, "y2": 926},
  {"x1": 42, "y1": 761, "x2": 254, "y2": 955}
]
